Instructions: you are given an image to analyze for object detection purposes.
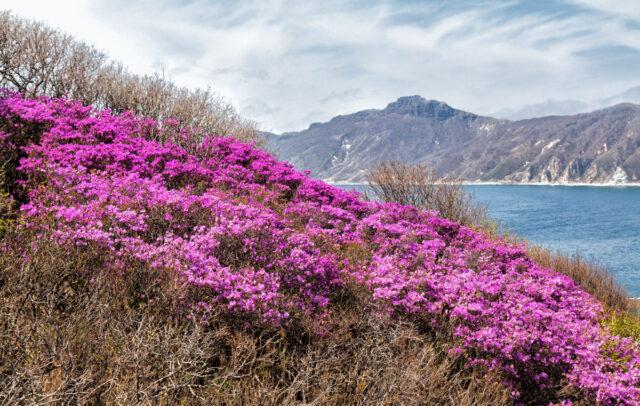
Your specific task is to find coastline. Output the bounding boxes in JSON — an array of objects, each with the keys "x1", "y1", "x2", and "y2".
[
  {"x1": 461, "y1": 181, "x2": 640, "y2": 187},
  {"x1": 329, "y1": 180, "x2": 640, "y2": 187}
]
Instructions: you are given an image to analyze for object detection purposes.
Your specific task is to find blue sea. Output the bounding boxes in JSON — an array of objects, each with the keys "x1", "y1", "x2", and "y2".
[{"x1": 337, "y1": 184, "x2": 640, "y2": 297}]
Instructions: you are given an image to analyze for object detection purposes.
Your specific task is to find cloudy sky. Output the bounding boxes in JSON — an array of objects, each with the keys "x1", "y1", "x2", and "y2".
[{"x1": 6, "y1": 0, "x2": 640, "y2": 132}]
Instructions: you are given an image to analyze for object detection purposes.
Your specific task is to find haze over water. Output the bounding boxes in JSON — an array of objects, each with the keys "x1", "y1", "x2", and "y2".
[{"x1": 341, "y1": 184, "x2": 640, "y2": 297}]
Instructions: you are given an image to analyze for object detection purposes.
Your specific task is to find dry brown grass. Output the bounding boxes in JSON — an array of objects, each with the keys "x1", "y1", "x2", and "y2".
[
  {"x1": 366, "y1": 160, "x2": 631, "y2": 312},
  {"x1": 528, "y1": 246, "x2": 629, "y2": 311},
  {"x1": 0, "y1": 229, "x2": 514, "y2": 405},
  {"x1": 0, "y1": 11, "x2": 262, "y2": 146}
]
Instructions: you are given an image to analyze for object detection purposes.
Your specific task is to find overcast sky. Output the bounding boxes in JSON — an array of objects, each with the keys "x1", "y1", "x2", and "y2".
[{"x1": 6, "y1": 0, "x2": 640, "y2": 132}]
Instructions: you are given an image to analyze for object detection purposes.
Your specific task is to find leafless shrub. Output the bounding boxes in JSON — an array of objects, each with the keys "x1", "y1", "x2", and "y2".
[
  {"x1": 365, "y1": 160, "x2": 630, "y2": 312},
  {"x1": 0, "y1": 11, "x2": 263, "y2": 146},
  {"x1": 365, "y1": 160, "x2": 488, "y2": 227}
]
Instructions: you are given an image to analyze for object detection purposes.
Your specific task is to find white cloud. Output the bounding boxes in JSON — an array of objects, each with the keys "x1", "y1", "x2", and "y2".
[{"x1": 4, "y1": 0, "x2": 640, "y2": 132}]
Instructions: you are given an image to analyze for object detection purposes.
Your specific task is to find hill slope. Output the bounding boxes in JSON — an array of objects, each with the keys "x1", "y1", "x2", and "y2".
[
  {"x1": 1, "y1": 91, "x2": 640, "y2": 404},
  {"x1": 268, "y1": 96, "x2": 640, "y2": 184}
]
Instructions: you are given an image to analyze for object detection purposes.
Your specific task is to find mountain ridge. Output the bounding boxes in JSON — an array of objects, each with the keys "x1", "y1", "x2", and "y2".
[{"x1": 267, "y1": 96, "x2": 640, "y2": 184}]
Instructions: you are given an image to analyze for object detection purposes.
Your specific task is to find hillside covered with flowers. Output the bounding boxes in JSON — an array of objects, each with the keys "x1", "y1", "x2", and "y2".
[{"x1": 1, "y1": 90, "x2": 639, "y2": 405}]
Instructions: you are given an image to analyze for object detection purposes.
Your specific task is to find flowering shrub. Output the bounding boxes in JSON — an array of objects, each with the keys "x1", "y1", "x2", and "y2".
[{"x1": 1, "y1": 90, "x2": 640, "y2": 404}]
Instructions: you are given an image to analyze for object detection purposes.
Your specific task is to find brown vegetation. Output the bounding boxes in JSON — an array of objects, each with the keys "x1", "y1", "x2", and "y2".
[
  {"x1": 366, "y1": 160, "x2": 630, "y2": 312},
  {"x1": 365, "y1": 160, "x2": 488, "y2": 227},
  {"x1": 0, "y1": 11, "x2": 262, "y2": 146},
  {"x1": 528, "y1": 247, "x2": 629, "y2": 311},
  {"x1": 0, "y1": 228, "x2": 513, "y2": 405}
]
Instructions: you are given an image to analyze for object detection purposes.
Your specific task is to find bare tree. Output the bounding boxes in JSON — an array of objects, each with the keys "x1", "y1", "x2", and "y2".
[
  {"x1": 365, "y1": 160, "x2": 487, "y2": 227},
  {"x1": 0, "y1": 11, "x2": 264, "y2": 146}
]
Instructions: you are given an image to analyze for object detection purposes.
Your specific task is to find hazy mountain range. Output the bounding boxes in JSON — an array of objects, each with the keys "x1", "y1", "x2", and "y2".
[
  {"x1": 267, "y1": 96, "x2": 640, "y2": 184},
  {"x1": 491, "y1": 86, "x2": 640, "y2": 120}
]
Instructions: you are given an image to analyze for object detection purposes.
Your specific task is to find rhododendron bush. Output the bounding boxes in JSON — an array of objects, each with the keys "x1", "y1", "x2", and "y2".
[{"x1": 1, "y1": 90, "x2": 640, "y2": 405}]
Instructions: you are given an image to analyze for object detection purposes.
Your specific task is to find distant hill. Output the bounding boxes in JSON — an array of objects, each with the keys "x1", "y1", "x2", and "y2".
[{"x1": 267, "y1": 96, "x2": 640, "y2": 184}]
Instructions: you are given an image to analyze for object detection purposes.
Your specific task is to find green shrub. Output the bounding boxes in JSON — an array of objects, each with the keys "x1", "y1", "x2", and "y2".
[{"x1": 602, "y1": 309, "x2": 640, "y2": 341}]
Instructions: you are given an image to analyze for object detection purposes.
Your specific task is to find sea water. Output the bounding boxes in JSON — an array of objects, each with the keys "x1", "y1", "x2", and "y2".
[{"x1": 337, "y1": 184, "x2": 640, "y2": 297}]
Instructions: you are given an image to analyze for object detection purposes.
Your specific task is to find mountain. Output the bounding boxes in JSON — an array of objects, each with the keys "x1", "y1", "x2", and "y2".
[
  {"x1": 491, "y1": 99, "x2": 591, "y2": 120},
  {"x1": 492, "y1": 86, "x2": 640, "y2": 120},
  {"x1": 267, "y1": 96, "x2": 640, "y2": 184}
]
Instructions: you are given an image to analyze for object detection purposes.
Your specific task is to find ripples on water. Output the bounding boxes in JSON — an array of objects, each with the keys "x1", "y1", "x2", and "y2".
[{"x1": 337, "y1": 184, "x2": 640, "y2": 297}]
